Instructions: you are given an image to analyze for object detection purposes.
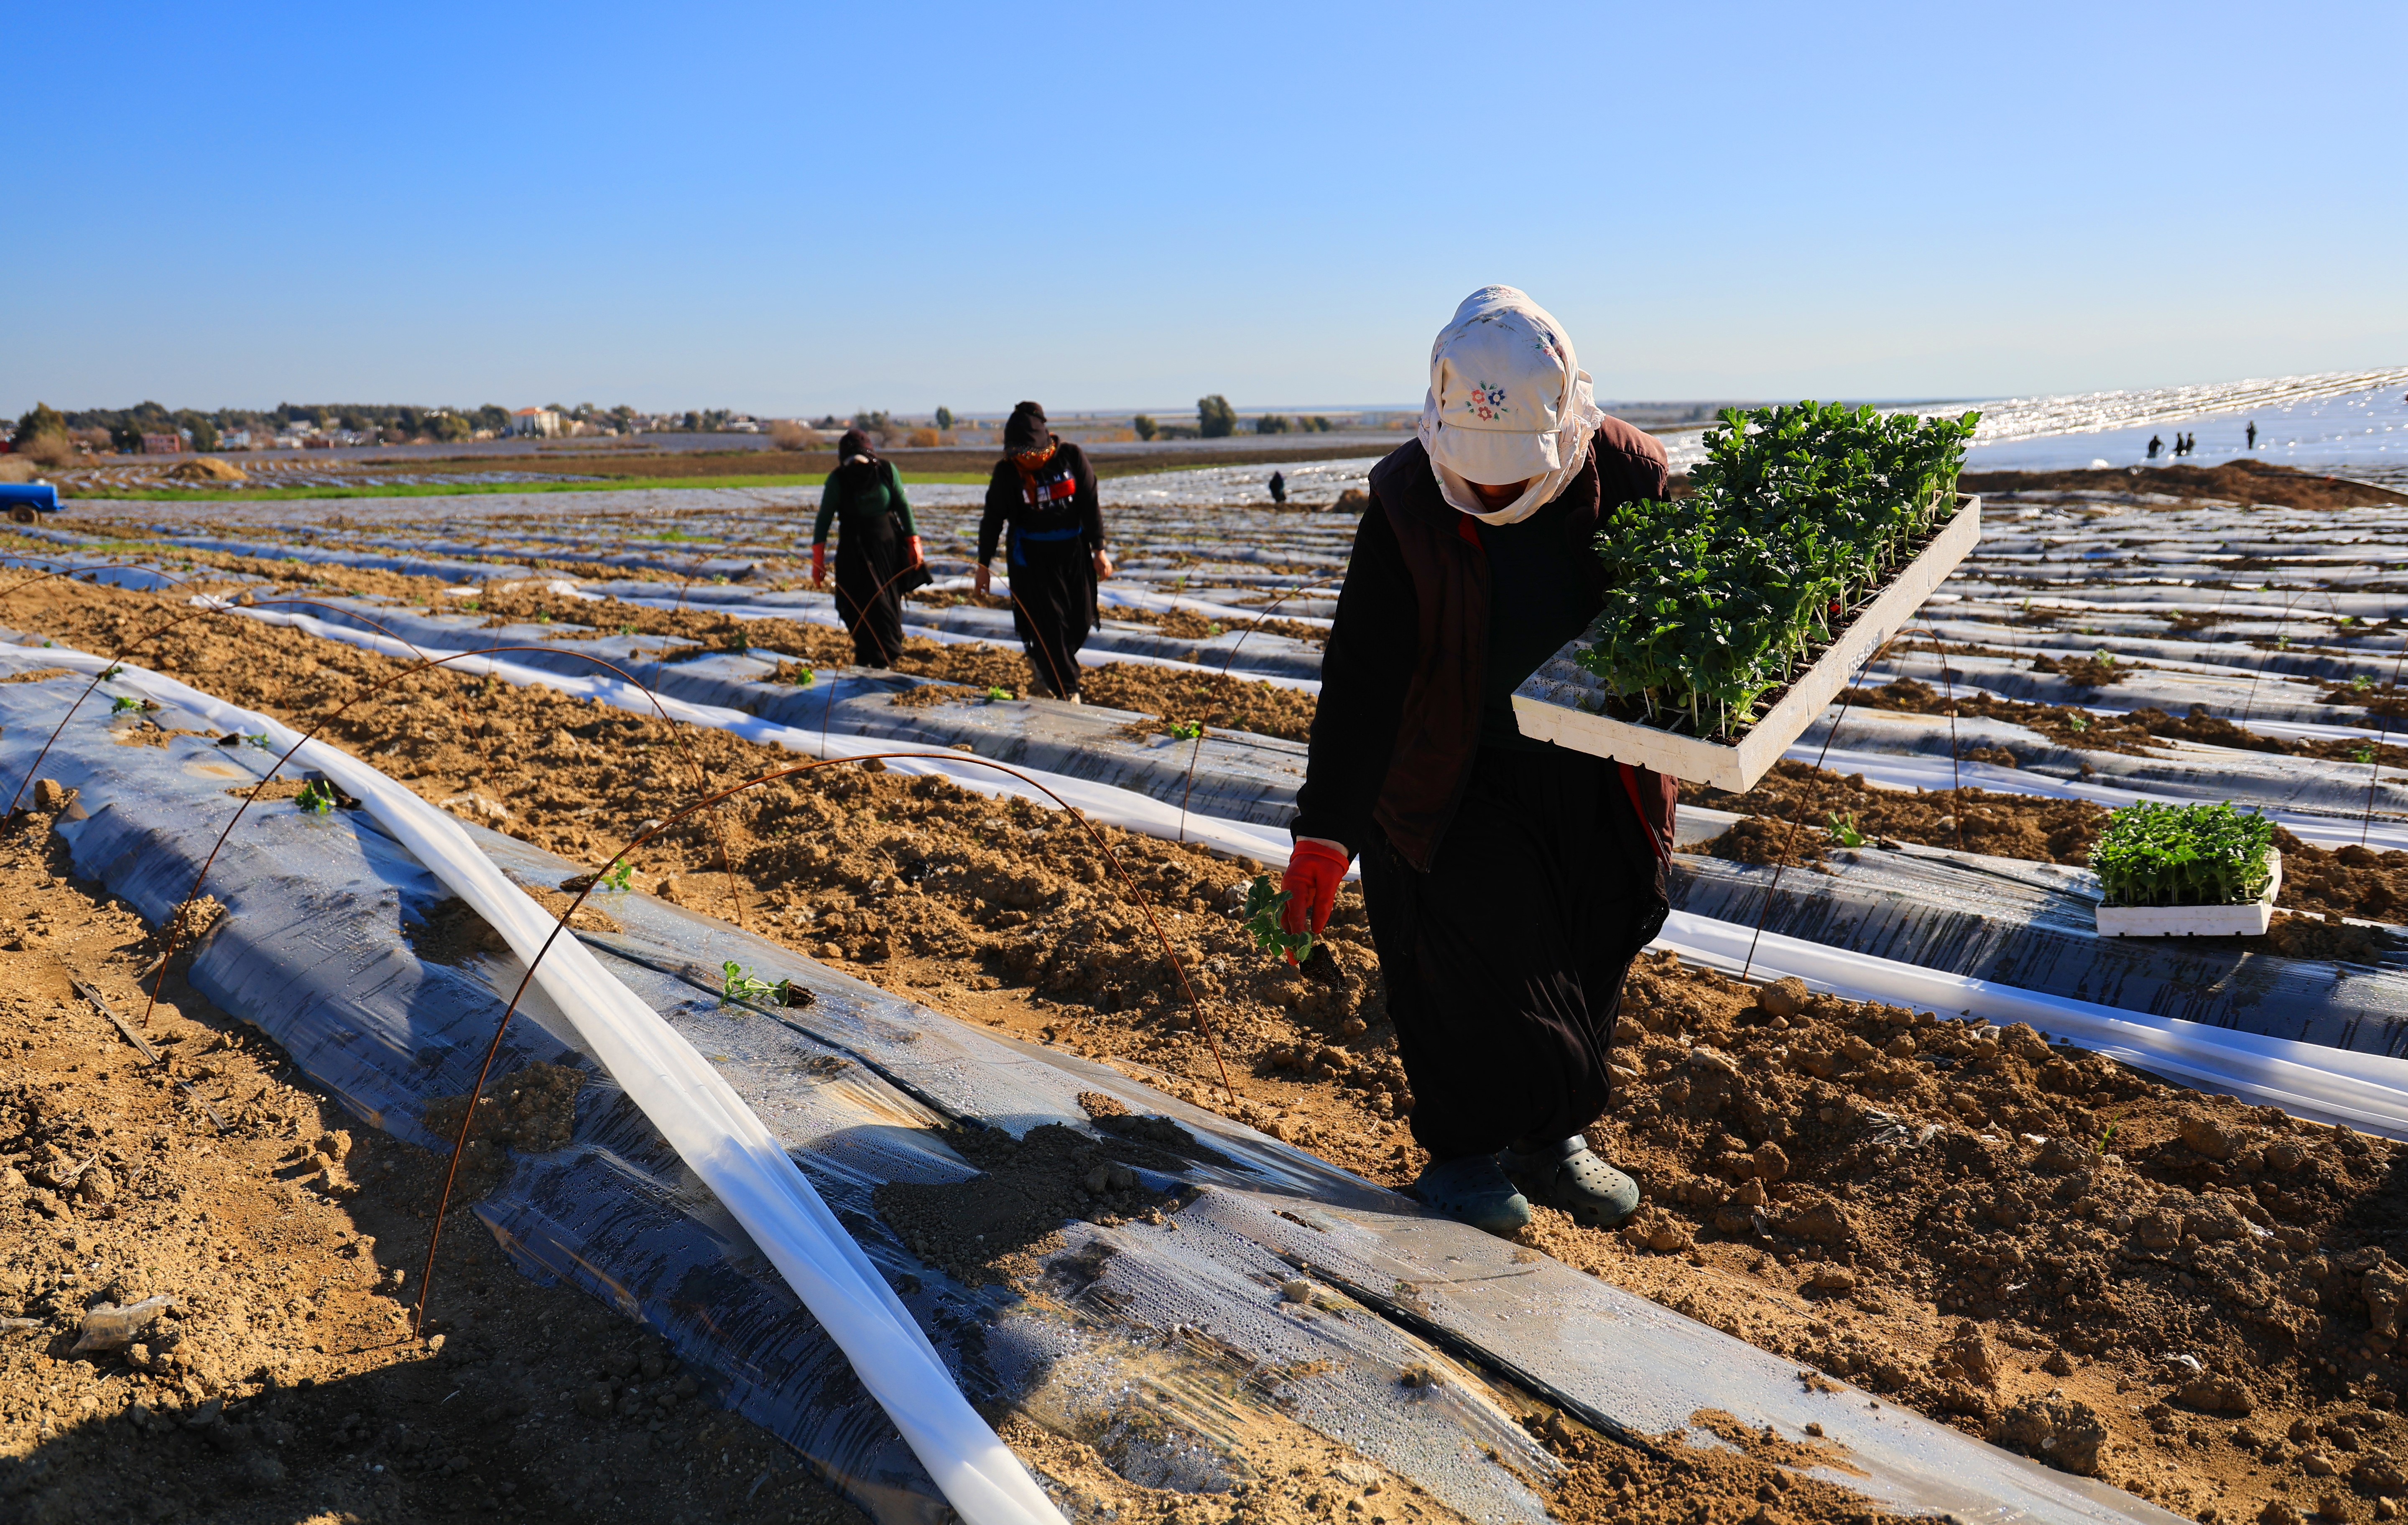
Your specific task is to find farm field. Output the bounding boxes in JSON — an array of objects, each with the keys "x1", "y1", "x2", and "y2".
[{"x1": 9, "y1": 439, "x2": 2408, "y2": 1525}]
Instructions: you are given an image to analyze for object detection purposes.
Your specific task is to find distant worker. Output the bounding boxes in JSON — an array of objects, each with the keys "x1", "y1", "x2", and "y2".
[
  {"x1": 976, "y1": 401, "x2": 1112, "y2": 702},
  {"x1": 2147, "y1": 434, "x2": 2163, "y2": 460},
  {"x1": 1269, "y1": 470, "x2": 1287, "y2": 505},
  {"x1": 811, "y1": 427, "x2": 923, "y2": 668},
  {"x1": 2247, "y1": 421, "x2": 2258, "y2": 449},
  {"x1": 1281, "y1": 286, "x2": 1673, "y2": 1239}
]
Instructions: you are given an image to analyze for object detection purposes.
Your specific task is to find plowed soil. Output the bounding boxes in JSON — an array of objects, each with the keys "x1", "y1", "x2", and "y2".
[
  {"x1": 13, "y1": 562, "x2": 2408, "y2": 1524},
  {"x1": 1693, "y1": 758, "x2": 2408, "y2": 929},
  {"x1": 1959, "y1": 459, "x2": 2408, "y2": 513}
]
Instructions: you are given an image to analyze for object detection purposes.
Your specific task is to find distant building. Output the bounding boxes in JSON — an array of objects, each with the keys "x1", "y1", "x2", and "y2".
[
  {"x1": 141, "y1": 433, "x2": 186, "y2": 455},
  {"x1": 508, "y1": 408, "x2": 563, "y2": 439}
]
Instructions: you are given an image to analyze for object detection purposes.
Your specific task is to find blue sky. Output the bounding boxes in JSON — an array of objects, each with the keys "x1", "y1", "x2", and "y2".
[{"x1": 8, "y1": 2, "x2": 2400, "y2": 417}]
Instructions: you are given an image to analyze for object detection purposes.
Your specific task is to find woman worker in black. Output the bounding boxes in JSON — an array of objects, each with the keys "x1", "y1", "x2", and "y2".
[
  {"x1": 974, "y1": 402, "x2": 1112, "y2": 701},
  {"x1": 811, "y1": 428, "x2": 923, "y2": 667},
  {"x1": 1281, "y1": 286, "x2": 1676, "y2": 1237}
]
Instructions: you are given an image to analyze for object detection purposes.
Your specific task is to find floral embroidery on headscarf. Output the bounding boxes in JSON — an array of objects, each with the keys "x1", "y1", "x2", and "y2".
[{"x1": 1461, "y1": 383, "x2": 1510, "y2": 422}]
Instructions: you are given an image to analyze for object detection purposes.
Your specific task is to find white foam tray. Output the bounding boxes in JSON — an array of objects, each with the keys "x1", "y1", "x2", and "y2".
[
  {"x1": 1510, "y1": 495, "x2": 1982, "y2": 791},
  {"x1": 2094, "y1": 850, "x2": 2282, "y2": 938}
]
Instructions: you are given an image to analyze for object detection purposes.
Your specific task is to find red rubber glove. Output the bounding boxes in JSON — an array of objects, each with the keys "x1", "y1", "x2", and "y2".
[
  {"x1": 1280, "y1": 839, "x2": 1349, "y2": 952},
  {"x1": 906, "y1": 534, "x2": 924, "y2": 567},
  {"x1": 811, "y1": 543, "x2": 827, "y2": 586}
]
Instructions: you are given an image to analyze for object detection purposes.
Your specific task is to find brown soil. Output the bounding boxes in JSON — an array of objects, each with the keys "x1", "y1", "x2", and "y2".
[
  {"x1": 1692, "y1": 760, "x2": 2110, "y2": 866},
  {"x1": 18, "y1": 566, "x2": 2408, "y2": 1522},
  {"x1": 1959, "y1": 459, "x2": 2408, "y2": 512},
  {"x1": 1697, "y1": 757, "x2": 2408, "y2": 928},
  {"x1": 1554, "y1": 956, "x2": 2408, "y2": 1522},
  {"x1": 0, "y1": 801, "x2": 864, "y2": 1525},
  {"x1": 1857, "y1": 676, "x2": 2408, "y2": 770}
]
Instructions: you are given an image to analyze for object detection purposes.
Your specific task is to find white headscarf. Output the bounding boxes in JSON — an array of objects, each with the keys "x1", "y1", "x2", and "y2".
[{"x1": 1416, "y1": 286, "x2": 1605, "y2": 525}]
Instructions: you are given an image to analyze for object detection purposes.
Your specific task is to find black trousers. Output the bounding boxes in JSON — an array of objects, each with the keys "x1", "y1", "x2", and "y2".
[
  {"x1": 1009, "y1": 541, "x2": 1094, "y2": 697},
  {"x1": 1360, "y1": 745, "x2": 1658, "y2": 1162},
  {"x1": 833, "y1": 520, "x2": 906, "y2": 668}
]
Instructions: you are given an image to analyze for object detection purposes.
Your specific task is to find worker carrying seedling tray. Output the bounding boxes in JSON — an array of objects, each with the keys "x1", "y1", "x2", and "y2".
[{"x1": 1282, "y1": 286, "x2": 1676, "y2": 1237}]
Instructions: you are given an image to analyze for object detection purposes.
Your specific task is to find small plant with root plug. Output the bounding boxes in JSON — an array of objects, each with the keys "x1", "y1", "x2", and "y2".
[
  {"x1": 1240, "y1": 875, "x2": 1314, "y2": 965},
  {"x1": 721, "y1": 961, "x2": 796, "y2": 1007}
]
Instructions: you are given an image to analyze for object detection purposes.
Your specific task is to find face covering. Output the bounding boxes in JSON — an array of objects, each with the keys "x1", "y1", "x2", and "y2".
[{"x1": 1415, "y1": 285, "x2": 1605, "y2": 525}]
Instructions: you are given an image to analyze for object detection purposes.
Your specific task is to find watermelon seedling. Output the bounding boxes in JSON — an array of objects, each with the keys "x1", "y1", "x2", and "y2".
[
  {"x1": 720, "y1": 960, "x2": 794, "y2": 1007},
  {"x1": 110, "y1": 695, "x2": 143, "y2": 714},
  {"x1": 296, "y1": 778, "x2": 338, "y2": 816},
  {"x1": 1826, "y1": 811, "x2": 1865, "y2": 848},
  {"x1": 1240, "y1": 874, "x2": 1314, "y2": 964},
  {"x1": 2090, "y1": 802, "x2": 2275, "y2": 908}
]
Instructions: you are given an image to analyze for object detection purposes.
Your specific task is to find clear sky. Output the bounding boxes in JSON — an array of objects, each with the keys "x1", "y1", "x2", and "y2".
[{"x1": 8, "y1": 2, "x2": 2400, "y2": 418}]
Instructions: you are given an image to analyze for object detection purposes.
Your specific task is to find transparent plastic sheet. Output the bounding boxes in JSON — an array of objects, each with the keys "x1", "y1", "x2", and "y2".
[
  {"x1": 0, "y1": 646, "x2": 1064, "y2": 1525},
  {"x1": 1658, "y1": 912, "x2": 2408, "y2": 1141},
  {"x1": 0, "y1": 650, "x2": 2196, "y2": 1525},
  {"x1": 1670, "y1": 849, "x2": 2408, "y2": 1050}
]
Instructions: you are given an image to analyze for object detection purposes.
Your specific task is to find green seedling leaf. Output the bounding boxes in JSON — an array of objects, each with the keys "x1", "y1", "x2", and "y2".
[
  {"x1": 100, "y1": 665, "x2": 124, "y2": 681},
  {"x1": 295, "y1": 778, "x2": 337, "y2": 816},
  {"x1": 984, "y1": 686, "x2": 1013, "y2": 701},
  {"x1": 788, "y1": 666, "x2": 815, "y2": 687},
  {"x1": 600, "y1": 857, "x2": 634, "y2": 893},
  {"x1": 110, "y1": 694, "x2": 143, "y2": 714},
  {"x1": 2067, "y1": 712, "x2": 2089, "y2": 732},
  {"x1": 1168, "y1": 719, "x2": 1205, "y2": 741},
  {"x1": 2354, "y1": 674, "x2": 2375, "y2": 692},
  {"x1": 617, "y1": 624, "x2": 637, "y2": 637},
  {"x1": 2353, "y1": 743, "x2": 2378, "y2": 765},
  {"x1": 720, "y1": 960, "x2": 789, "y2": 1006},
  {"x1": 460, "y1": 600, "x2": 480, "y2": 612},
  {"x1": 1826, "y1": 811, "x2": 1865, "y2": 848},
  {"x1": 2089, "y1": 801, "x2": 2275, "y2": 908},
  {"x1": 1240, "y1": 874, "x2": 1314, "y2": 965},
  {"x1": 244, "y1": 733, "x2": 273, "y2": 751}
]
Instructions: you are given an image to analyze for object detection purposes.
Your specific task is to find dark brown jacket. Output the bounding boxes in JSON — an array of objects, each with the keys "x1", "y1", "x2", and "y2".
[{"x1": 1292, "y1": 418, "x2": 1675, "y2": 870}]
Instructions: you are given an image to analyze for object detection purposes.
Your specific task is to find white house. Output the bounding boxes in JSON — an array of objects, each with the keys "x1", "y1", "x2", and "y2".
[{"x1": 507, "y1": 408, "x2": 563, "y2": 439}]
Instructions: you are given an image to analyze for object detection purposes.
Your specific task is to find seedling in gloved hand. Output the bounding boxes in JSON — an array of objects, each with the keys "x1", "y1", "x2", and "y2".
[
  {"x1": 1240, "y1": 874, "x2": 1314, "y2": 964},
  {"x1": 295, "y1": 778, "x2": 338, "y2": 816}
]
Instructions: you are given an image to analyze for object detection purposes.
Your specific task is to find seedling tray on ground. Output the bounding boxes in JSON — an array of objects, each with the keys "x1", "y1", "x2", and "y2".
[
  {"x1": 2094, "y1": 849, "x2": 2282, "y2": 938},
  {"x1": 1511, "y1": 496, "x2": 1983, "y2": 790}
]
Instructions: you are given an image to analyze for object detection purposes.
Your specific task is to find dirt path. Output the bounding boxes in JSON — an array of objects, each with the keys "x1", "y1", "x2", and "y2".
[{"x1": 15, "y1": 566, "x2": 2408, "y2": 1522}]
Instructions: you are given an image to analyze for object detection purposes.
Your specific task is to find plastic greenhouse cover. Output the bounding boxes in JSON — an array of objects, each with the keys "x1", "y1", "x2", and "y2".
[{"x1": 0, "y1": 646, "x2": 2194, "y2": 1525}]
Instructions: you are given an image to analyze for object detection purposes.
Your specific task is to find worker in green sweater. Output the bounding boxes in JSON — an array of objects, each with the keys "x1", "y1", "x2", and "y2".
[{"x1": 811, "y1": 428, "x2": 923, "y2": 667}]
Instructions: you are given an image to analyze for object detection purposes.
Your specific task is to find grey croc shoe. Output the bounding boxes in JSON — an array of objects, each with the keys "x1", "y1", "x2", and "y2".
[
  {"x1": 1499, "y1": 1136, "x2": 1640, "y2": 1227},
  {"x1": 1412, "y1": 1154, "x2": 1532, "y2": 1238}
]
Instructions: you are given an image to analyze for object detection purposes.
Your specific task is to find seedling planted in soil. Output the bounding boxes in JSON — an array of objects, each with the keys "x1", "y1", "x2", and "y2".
[
  {"x1": 720, "y1": 960, "x2": 794, "y2": 1007},
  {"x1": 295, "y1": 778, "x2": 338, "y2": 816},
  {"x1": 1826, "y1": 811, "x2": 1865, "y2": 848}
]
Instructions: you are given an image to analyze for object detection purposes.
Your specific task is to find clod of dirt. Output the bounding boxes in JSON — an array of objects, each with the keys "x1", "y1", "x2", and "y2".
[
  {"x1": 1758, "y1": 977, "x2": 1809, "y2": 1019},
  {"x1": 31, "y1": 778, "x2": 74, "y2": 811},
  {"x1": 420, "y1": 1061, "x2": 588, "y2": 1202},
  {"x1": 1992, "y1": 1392, "x2": 2110, "y2": 1476},
  {"x1": 872, "y1": 1122, "x2": 1173, "y2": 1286}
]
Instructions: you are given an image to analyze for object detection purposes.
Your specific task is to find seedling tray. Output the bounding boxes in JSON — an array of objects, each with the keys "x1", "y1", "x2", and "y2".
[
  {"x1": 2094, "y1": 850, "x2": 2282, "y2": 938},
  {"x1": 1510, "y1": 495, "x2": 1982, "y2": 791}
]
